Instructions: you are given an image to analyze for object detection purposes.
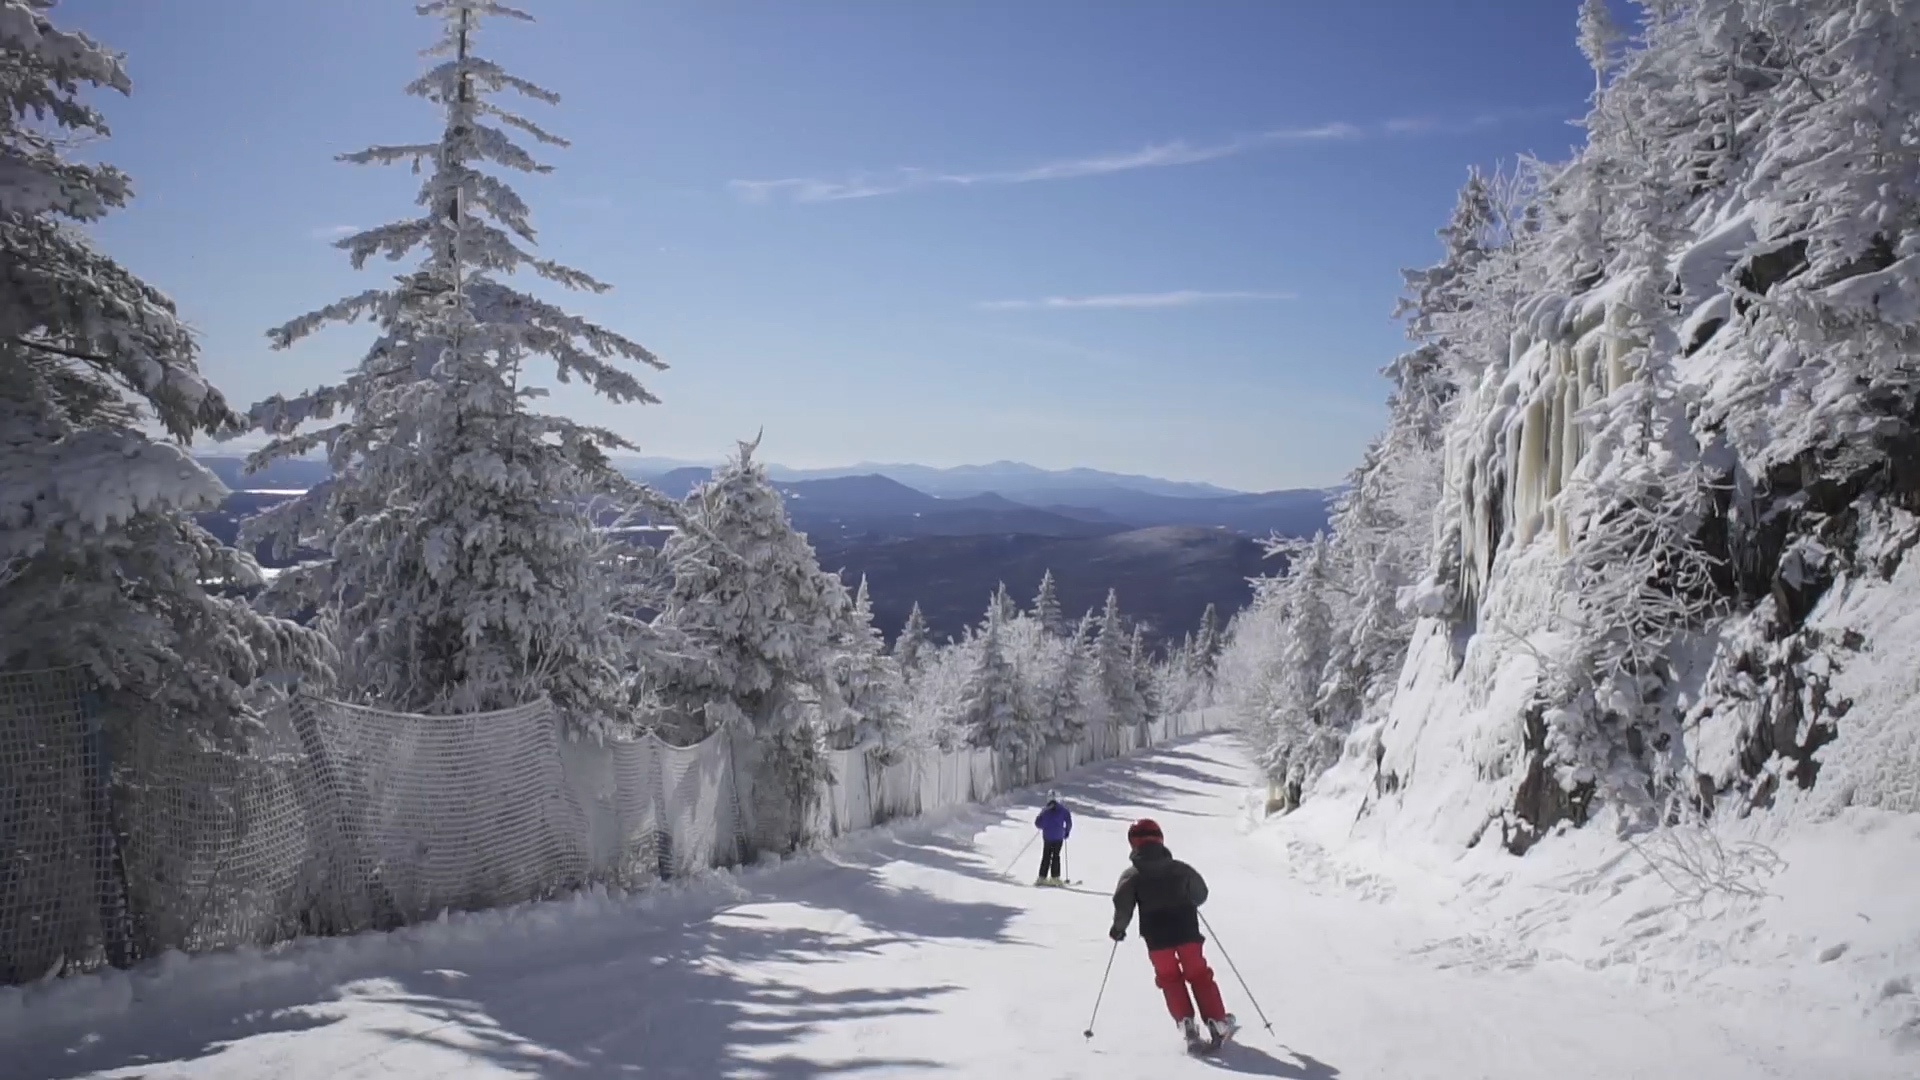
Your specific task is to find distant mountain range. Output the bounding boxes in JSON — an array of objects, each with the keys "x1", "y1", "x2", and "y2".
[
  {"x1": 611, "y1": 456, "x2": 1246, "y2": 498},
  {"x1": 193, "y1": 454, "x2": 1328, "y2": 646},
  {"x1": 813, "y1": 526, "x2": 1282, "y2": 646},
  {"x1": 634, "y1": 465, "x2": 1331, "y2": 541}
]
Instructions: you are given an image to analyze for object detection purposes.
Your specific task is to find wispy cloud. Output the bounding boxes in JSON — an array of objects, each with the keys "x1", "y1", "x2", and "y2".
[
  {"x1": 730, "y1": 124, "x2": 1360, "y2": 204},
  {"x1": 729, "y1": 108, "x2": 1561, "y2": 205},
  {"x1": 977, "y1": 290, "x2": 1296, "y2": 312},
  {"x1": 308, "y1": 224, "x2": 359, "y2": 241}
]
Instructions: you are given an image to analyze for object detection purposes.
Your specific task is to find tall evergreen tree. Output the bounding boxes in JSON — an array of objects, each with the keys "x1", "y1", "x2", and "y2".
[
  {"x1": 891, "y1": 601, "x2": 931, "y2": 678},
  {"x1": 827, "y1": 575, "x2": 906, "y2": 752},
  {"x1": 958, "y1": 599, "x2": 1026, "y2": 751},
  {"x1": 657, "y1": 437, "x2": 845, "y2": 740},
  {"x1": 1030, "y1": 569, "x2": 1065, "y2": 636},
  {"x1": 1128, "y1": 624, "x2": 1159, "y2": 726},
  {"x1": 243, "y1": 1, "x2": 664, "y2": 730},
  {"x1": 1091, "y1": 590, "x2": 1148, "y2": 728},
  {"x1": 1039, "y1": 611, "x2": 1094, "y2": 744},
  {"x1": 1192, "y1": 603, "x2": 1222, "y2": 676},
  {"x1": 990, "y1": 580, "x2": 1019, "y2": 626},
  {"x1": 1576, "y1": 0, "x2": 1622, "y2": 92},
  {"x1": 1, "y1": 0, "x2": 327, "y2": 743}
]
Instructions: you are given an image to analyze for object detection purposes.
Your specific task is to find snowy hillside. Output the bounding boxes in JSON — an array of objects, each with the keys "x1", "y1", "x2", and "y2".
[{"x1": 1216, "y1": 0, "x2": 1920, "y2": 1052}]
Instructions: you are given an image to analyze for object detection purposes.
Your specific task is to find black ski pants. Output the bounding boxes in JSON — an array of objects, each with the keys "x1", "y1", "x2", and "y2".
[{"x1": 1038, "y1": 839, "x2": 1064, "y2": 879}]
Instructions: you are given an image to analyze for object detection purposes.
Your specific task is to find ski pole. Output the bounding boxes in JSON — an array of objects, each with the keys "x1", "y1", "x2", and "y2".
[
  {"x1": 1198, "y1": 911, "x2": 1275, "y2": 1035},
  {"x1": 998, "y1": 832, "x2": 1039, "y2": 879},
  {"x1": 1083, "y1": 938, "x2": 1119, "y2": 1040}
]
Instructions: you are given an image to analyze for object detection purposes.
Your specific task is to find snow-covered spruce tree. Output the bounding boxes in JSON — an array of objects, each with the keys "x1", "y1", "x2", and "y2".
[
  {"x1": 1575, "y1": 0, "x2": 1622, "y2": 94},
  {"x1": 901, "y1": 629, "x2": 972, "y2": 751},
  {"x1": 990, "y1": 580, "x2": 1020, "y2": 625},
  {"x1": 891, "y1": 600, "x2": 930, "y2": 681},
  {"x1": 657, "y1": 437, "x2": 845, "y2": 739},
  {"x1": 825, "y1": 576, "x2": 907, "y2": 754},
  {"x1": 1154, "y1": 636, "x2": 1199, "y2": 718},
  {"x1": 1036, "y1": 610, "x2": 1095, "y2": 745},
  {"x1": 1030, "y1": 569, "x2": 1065, "y2": 637},
  {"x1": 1128, "y1": 624, "x2": 1160, "y2": 726},
  {"x1": 243, "y1": 1, "x2": 665, "y2": 734},
  {"x1": 1192, "y1": 603, "x2": 1222, "y2": 677},
  {"x1": 655, "y1": 438, "x2": 848, "y2": 850},
  {"x1": 1, "y1": 0, "x2": 328, "y2": 747},
  {"x1": 956, "y1": 596, "x2": 1031, "y2": 754},
  {"x1": 1256, "y1": 535, "x2": 1340, "y2": 806},
  {"x1": 1090, "y1": 590, "x2": 1148, "y2": 729}
]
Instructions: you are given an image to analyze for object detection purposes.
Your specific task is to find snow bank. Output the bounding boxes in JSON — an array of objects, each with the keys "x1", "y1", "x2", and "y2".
[
  {"x1": 1799, "y1": 537, "x2": 1920, "y2": 817},
  {"x1": 1271, "y1": 742, "x2": 1920, "y2": 1055},
  {"x1": 1282, "y1": 506, "x2": 1920, "y2": 1056}
]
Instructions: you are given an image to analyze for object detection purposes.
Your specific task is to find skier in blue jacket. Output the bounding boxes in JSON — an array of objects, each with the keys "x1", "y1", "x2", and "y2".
[{"x1": 1033, "y1": 791, "x2": 1072, "y2": 886}]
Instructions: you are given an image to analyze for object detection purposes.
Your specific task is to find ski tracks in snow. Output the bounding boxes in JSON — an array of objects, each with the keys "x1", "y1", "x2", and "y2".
[{"x1": 5, "y1": 734, "x2": 1904, "y2": 1079}]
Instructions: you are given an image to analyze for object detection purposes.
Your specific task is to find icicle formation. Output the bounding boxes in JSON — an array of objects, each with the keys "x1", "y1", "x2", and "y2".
[
  {"x1": 241, "y1": 0, "x2": 668, "y2": 730},
  {"x1": 0, "y1": 0, "x2": 329, "y2": 742}
]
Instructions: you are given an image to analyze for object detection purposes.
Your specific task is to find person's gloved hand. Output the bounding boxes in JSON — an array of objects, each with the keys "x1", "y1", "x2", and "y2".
[{"x1": 1108, "y1": 927, "x2": 1126, "y2": 942}]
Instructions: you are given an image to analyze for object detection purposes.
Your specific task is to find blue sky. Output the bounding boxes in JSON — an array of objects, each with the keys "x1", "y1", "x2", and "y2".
[{"x1": 63, "y1": 0, "x2": 1602, "y2": 492}]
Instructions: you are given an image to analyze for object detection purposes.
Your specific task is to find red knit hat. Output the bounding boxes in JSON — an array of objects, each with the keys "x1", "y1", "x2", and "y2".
[{"x1": 1127, "y1": 818, "x2": 1163, "y2": 848}]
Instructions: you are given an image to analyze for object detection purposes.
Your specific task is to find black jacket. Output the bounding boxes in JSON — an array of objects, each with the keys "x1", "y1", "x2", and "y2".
[{"x1": 1110, "y1": 841, "x2": 1208, "y2": 950}]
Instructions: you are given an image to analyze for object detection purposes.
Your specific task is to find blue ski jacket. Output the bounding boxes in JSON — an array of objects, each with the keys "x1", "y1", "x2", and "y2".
[{"x1": 1035, "y1": 801, "x2": 1073, "y2": 842}]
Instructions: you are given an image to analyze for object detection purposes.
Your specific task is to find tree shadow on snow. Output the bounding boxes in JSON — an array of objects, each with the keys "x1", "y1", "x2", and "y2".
[
  {"x1": 1200, "y1": 1041, "x2": 1342, "y2": 1079},
  {"x1": 1042, "y1": 753, "x2": 1239, "y2": 823},
  {"x1": 357, "y1": 871, "x2": 1020, "y2": 1076},
  {"x1": 12, "y1": 867, "x2": 1015, "y2": 1078},
  {"x1": 7, "y1": 1001, "x2": 346, "y2": 1080}
]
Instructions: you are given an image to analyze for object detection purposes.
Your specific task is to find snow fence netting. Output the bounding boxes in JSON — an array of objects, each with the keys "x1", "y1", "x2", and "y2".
[
  {"x1": 0, "y1": 667, "x2": 119, "y2": 983},
  {"x1": 3, "y1": 679, "x2": 1227, "y2": 985},
  {"x1": 290, "y1": 697, "x2": 592, "y2": 928}
]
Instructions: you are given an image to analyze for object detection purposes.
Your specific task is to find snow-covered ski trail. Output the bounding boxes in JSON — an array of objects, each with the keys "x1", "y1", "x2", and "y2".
[{"x1": 5, "y1": 734, "x2": 1898, "y2": 1079}]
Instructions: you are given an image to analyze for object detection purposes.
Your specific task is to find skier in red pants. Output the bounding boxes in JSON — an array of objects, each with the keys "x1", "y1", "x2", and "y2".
[{"x1": 1108, "y1": 818, "x2": 1238, "y2": 1052}]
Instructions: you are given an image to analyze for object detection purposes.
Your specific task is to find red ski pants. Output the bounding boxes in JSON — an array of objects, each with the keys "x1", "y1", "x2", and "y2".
[{"x1": 1147, "y1": 942, "x2": 1227, "y2": 1022}]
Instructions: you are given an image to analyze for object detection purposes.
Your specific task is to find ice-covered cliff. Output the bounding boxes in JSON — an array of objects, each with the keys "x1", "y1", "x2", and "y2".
[{"x1": 1223, "y1": 0, "x2": 1920, "y2": 848}]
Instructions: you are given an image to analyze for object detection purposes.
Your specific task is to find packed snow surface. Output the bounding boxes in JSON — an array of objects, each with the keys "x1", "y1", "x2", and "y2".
[{"x1": 4, "y1": 735, "x2": 1906, "y2": 1079}]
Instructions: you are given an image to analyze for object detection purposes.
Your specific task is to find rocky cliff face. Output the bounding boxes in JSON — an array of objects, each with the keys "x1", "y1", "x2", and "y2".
[{"x1": 1222, "y1": 1, "x2": 1920, "y2": 849}]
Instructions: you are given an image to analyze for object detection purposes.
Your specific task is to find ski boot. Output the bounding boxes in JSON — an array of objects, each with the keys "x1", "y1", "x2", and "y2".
[
  {"x1": 1180, "y1": 1016, "x2": 1207, "y2": 1053},
  {"x1": 1205, "y1": 1014, "x2": 1239, "y2": 1051}
]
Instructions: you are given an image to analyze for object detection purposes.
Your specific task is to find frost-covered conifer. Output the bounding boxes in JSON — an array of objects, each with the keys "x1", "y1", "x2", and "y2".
[
  {"x1": 1128, "y1": 624, "x2": 1159, "y2": 725},
  {"x1": 1038, "y1": 611, "x2": 1095, "y2": 744},
  {"x1": 1091, "y1": 590, "x2": 1148, "y2": 729},
  {"x1": 1, "y1": 0, "x2": 327, "y2": 743},
  {"x1": 891, "y1": 601, "x2": 930, "y2": 678},
  {"x1": 657, "y1": 437, "x2": 845, "y2": 740},
  {"x1": 990, "y1": 581, "x2": 1019, "y2": 626},
  {"x1": 243, "y1": 1, "x2": 666, "y2": 732},
  {"x1": 957, "y1": 598, "x2": 1028, "y2": 752},
  {"x1": 827, "y1": 575, "x2": 906, "y2": 752},
  {"x1": 1030, "y1": 569, "x2": 1064, "y2": 636},
  {"x1": 1193, "y1": 603, "x2": 1222, "y2": 676},
  {"x1": 1576, "y1": 0, "x2": 1622, "y2": 91}
]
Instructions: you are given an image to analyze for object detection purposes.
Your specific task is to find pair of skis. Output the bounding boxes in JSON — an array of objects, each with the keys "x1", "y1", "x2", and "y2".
[
  {"x1": 1185, "y1": 1017, "x2": 1238, "y2": 1056},
  {"x1": 1032, "y1": 878, "x2": 1082, "y2": 888}
]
